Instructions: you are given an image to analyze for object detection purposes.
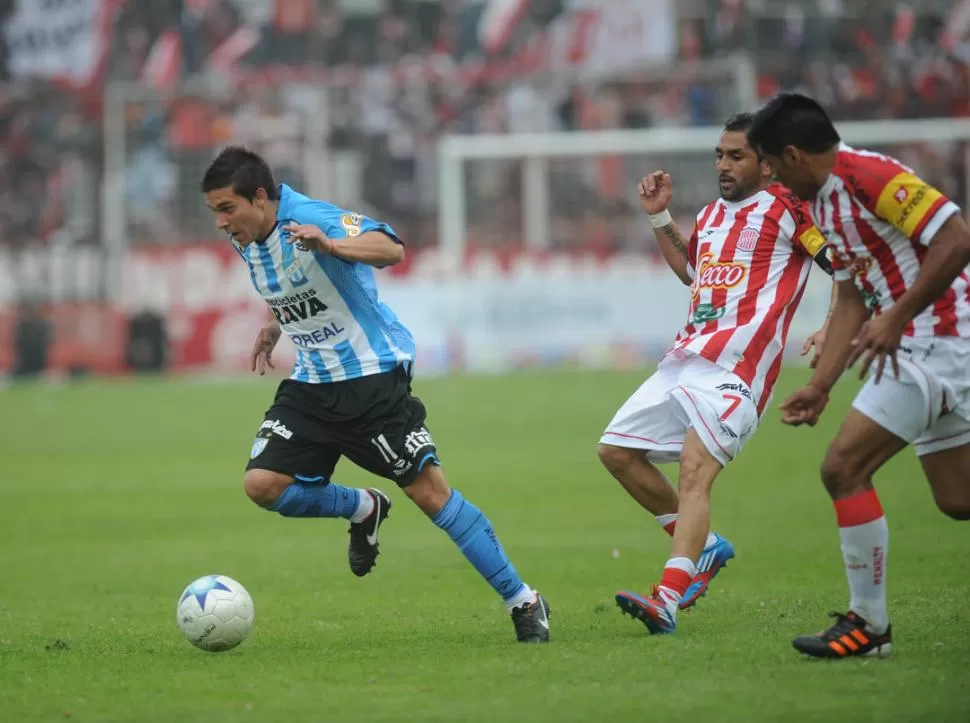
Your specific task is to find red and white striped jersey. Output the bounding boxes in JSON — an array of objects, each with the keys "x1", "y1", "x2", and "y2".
[
  {"x1": 669, "y1": 183, "x2": 829, "y2": 414},
  {"x1": 813, "y1": 143, "x2": 967, "y2": 337}
]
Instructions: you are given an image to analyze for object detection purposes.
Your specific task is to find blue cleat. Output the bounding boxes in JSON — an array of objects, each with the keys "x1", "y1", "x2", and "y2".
[
  {"x1": 615, "y1": 589, "x2": 677, "y2": 634},
  {"x1": 679, "y1": 533, "x2": 735, "y2": 610}
]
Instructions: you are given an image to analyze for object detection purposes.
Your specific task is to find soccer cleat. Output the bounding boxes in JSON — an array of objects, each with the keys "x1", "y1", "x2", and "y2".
[
  {"x1": 679, "y1": 533, "x2": 736, "y2": 610},
  {"x1": 348, "y1": 489, "x2": 391, "y2": 577},
  {"x1": 511, "y1": 593, "x2": 551, "y2": 643},
  {"x1": 792, "y1": 611, "x2": 893, "y2": 659},
  {"x1": 615, "y1": 589, "x2": 677, "y2": 634}
]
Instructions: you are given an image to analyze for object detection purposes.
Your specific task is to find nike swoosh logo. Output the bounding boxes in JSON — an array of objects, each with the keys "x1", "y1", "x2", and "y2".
[
  {"x1": 537, "y1": 600, "x2": 550, "y2": 630},
  {"x1": 365, "y1": 497, "x2": 383, "y2": 546}
]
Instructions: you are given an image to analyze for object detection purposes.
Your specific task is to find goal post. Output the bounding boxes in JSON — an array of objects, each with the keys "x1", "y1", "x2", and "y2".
[{"x1": 438, "y1": 118, "x2": 970, "y2": 267}]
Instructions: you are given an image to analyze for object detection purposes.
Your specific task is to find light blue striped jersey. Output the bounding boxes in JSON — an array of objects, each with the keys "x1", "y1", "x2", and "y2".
[{"x1": 233, "y1": 184, "x2": 414, "y2": 383}]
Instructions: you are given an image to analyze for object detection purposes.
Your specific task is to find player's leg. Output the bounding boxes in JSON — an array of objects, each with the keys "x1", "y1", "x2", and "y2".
[
  {"x1": 616, "y1": 428, "x2": 725, "y2": 634},
  {"x1": 599, "y1": 365, "x2": 684, "y2": 520},
  {"x1": 795, "y1": 340, "x2": 970, "y2": 658},
  {"x1": 915, "y1": 412, "x2": 970, "y2": 520},
  {"x1": 914, "y1": 336, "x2": 970, "y2": 520},
  {"x1": 339, "y1": 370, "x2": 549, "y2": 643},
  {"x1": 615, "y1": 364, "x2": 753, "y2": 633},
  {"x1": 599, "y1": 365, "x2": 732, "y2": 605},
  {"x1": 245, "y1": 381, "x2": 391, "y2": 577},
  {"x1": 791, "y1": 374, "x2": 925, "y2": 658},
  {"x1": 921, "y1": 444, "x2": 970, "y2": 520},
  {"x1": 597, "y1": 444, "x2": 680, "y2": 519},
  {"x1": 402, "y1": 462, "x2": 550, "y2": 643},
  {"x1": 791, "y1": 409, "x2": 904, "y2": 658}
]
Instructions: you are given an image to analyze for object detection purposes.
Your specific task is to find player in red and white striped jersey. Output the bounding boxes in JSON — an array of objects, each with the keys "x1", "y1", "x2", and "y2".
[
  {"x1": 600, "y1": 114, "x2": 834, "y2": 636},
  {"x1": 750, "y1": 93, "x2": 970, "y2": 659}
]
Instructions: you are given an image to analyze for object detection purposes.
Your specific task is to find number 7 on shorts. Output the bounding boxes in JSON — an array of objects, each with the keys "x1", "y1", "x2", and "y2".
[{"x1": 720, "y1": 394, "x2": 742, "y2": 421}]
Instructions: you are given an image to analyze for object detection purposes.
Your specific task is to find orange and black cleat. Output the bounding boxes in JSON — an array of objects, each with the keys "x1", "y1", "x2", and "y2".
[{"x1": 793, "y1": 611, "x2": 892, "y2": 659}]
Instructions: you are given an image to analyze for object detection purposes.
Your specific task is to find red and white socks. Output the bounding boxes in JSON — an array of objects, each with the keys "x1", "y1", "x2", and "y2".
[
  {"x1": 656, "y1": 557, "x2": 696, "y2": 616},
  {"x1": 655, "y1": 513, "x2": 718, "y2": 549},
  {"x1": 834, "y1": 489, "x2": 889, "y2": 634}
]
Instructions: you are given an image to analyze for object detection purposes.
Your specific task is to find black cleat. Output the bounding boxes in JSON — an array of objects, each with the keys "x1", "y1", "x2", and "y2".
[
  {"x1": 348, "y1": 489, "x2": 391, "y2": 577},
  {"x1": 511, "y1": 593, "x2": 551, "y2": 643},
  {"x1": 793, "y1": 611, "x2": 892, "y2": 659}
]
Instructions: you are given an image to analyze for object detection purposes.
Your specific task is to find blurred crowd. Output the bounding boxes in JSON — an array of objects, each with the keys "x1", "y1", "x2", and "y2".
[{"x1": 0, "y1": 0, "x2": 968, "y2": 254}]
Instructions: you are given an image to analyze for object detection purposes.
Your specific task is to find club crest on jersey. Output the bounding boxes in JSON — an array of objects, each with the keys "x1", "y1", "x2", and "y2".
[
  {"x1": 341, "y1": 212, "x2": 363, "y2": 238},
  {"x1": 692, "y1": 253, "x2": 747, "y2": 297},
  {"x1": 736, "y1": 227, "x2": 759, "y2": 253},
  {"x1": 284, "y1": 260, "x2": 309, "y2": 287}
]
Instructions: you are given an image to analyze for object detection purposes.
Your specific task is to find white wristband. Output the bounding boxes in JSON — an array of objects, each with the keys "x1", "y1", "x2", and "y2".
[{"x1": 648, "y1": 209, "x2": 673, "y2": 228}]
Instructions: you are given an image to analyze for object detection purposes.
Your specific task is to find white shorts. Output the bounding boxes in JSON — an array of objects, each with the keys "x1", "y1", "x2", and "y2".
[
  {"x1": 852, "y1": 337, "x2": 970, "y2": 456},
  {"x1": 600, "y1": 352, "x2": 760, "y2": 467}
]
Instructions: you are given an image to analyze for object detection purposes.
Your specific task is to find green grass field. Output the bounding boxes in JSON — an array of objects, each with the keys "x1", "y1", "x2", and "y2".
[{"x1": 1, "y1": 368, "x2": 968, "y2": 722}]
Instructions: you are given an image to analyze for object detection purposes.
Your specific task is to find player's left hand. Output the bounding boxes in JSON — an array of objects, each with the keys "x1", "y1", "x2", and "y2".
[
  {"x1": 282, "y1": 223, "x2": 335, "y2": 254},
  {"x1": 800, "y1": 326, "x2": 826, "y2": 369},
  {"x1": 779, "y1": 384, "x2": 829, "y2": 426},
  {"x1": 846, "y1": 313, "x2": 904, "y2": 383}
]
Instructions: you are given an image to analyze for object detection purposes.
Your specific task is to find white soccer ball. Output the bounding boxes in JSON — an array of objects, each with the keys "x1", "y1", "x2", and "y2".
[{"x1": 176, "y1": 574, "x2": 255, "y2": 652}]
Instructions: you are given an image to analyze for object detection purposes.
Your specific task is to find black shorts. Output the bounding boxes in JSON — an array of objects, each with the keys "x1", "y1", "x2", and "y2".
[{"x1": 246, "y1": 366, "x2": 438, "y2": 487}]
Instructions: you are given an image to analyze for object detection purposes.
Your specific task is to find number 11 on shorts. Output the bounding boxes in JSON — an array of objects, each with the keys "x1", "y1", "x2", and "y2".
[{"x1": 720, "y1": 394, "x2": 742, "y2": 421}]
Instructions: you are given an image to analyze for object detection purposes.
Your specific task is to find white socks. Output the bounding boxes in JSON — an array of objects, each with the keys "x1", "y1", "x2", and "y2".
[
  {"x1": 349, "y1": 490, "x2": 376, "y2": 523},
  {"x1": 834, "y1": 489, "x2": 889, "y2": 634}
]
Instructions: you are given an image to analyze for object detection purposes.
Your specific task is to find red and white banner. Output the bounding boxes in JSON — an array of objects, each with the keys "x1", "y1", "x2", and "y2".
[
  {"x1": 542, "y1": 0, "x2": 676, "y2": 79},
  {"x1": 2, "y1": 0, "x2": 120, "y2": 87}
]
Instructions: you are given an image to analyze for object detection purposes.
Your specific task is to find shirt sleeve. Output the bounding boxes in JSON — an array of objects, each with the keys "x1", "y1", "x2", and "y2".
[
  {"x1": 844, "y1": 153, "x2": 960, "y2": 245},
  {"x1": 779, "y1": 189, "x2": 834, "y2": 276},
  {"x1": 299, "y1": 201, "x2": 402, "y2": 244}
]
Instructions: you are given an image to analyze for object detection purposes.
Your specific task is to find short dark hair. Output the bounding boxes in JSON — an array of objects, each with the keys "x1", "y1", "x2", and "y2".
[
  {"x1": 747, "y1": 93, "x2": 841, "y2": 156},
  {"x1": 723, "y1": 112, "x2": 753, "y2": 132},
  {"x1": 201, "y1": 146, "x2": 278, "y2": 201}
]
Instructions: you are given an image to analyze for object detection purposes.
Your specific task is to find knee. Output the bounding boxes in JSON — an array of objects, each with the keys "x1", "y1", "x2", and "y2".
[
  {"x1": 820, "y1": 447, "x2": 865, "y2": 500},
  {"x1": 598, "y1": 443, "x2": 639, "y2": 474},
  {"x1": 403, "y1": 464, "x2": 451, "y2": 515},
  {"x1": 819, "y1": 446, "x2": 871, "y2": 500},
  {"x1": 244, "y1": 469, "x2": 291, "y2": 508},
  {"x1": 934, "y1": 497, "x2": 970, "y2": 521}
]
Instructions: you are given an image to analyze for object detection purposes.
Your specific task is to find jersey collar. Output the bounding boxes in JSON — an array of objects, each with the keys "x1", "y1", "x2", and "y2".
[{"x1": 276, "y1": 183, "x2": 294, "y2": 219}]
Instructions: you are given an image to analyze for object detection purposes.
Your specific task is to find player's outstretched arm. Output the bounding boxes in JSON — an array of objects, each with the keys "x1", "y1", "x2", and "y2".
[
  {"x1": 283, "y1": 223, "x2": 405, "y2": 267},
  {"x1": 781, "y1": 280, "x2": 868, "y2": 426},
  {"x1": 638, "y1": 172, "x2": 693, "y2": 285},
  {"x1": 801, "y1": 282, "x2": 837, "y2": 369},
  {"x1": 809, "y1": 280, "x2": 869, "y2": 391}
]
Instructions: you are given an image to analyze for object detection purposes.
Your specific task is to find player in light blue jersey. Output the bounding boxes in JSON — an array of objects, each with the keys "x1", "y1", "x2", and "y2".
[{"x1": 201, "y1": 147, "x2": 550, "y2": 642}]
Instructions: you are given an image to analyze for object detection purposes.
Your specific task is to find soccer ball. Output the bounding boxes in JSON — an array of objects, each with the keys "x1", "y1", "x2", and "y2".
[{"x1": 176, "y1": 574, "x2": 255, "y2": 652}]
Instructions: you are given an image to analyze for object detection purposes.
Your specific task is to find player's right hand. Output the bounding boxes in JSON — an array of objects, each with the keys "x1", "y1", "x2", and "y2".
[
  {"x1": 638, "y1": 171, "x2": 673, "y2": 215},
  {"x1": 779, "y1": 384, "x2": 829, "y2": 427},
  {"x1": 251, "y1": 323, "x2": 282, "y2": 376}
]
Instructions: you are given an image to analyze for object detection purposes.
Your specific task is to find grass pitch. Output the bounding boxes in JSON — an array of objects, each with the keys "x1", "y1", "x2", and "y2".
[{"x1": 1, "y1": 369, "x2": 968, "y2": 722}]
